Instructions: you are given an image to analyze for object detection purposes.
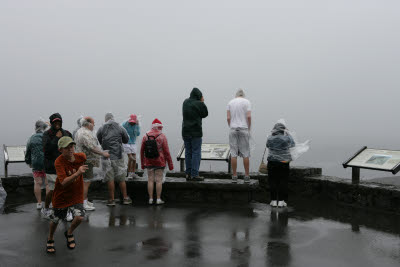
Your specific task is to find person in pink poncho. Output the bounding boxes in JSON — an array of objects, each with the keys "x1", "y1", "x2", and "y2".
[{"x1": 140, "y1": 119, "x2": 174, "y2": 205}]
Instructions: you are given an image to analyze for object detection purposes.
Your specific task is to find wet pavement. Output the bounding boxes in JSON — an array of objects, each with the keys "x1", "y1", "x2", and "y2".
[{"x1": 1, "y1": 196, "x2": 400, "y2": 267}]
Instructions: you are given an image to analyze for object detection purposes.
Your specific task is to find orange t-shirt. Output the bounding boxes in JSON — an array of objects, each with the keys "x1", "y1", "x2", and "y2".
[{"x1": 52, "y1": 153, "x2": 86, "y2": 208}]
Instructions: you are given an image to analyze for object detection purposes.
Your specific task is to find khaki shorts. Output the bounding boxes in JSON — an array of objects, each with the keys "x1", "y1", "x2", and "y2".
[
  {"x1": 229, "y1": 128, "x2": 251, "y2": 158},
  {"x1": 83, "y1": 163, "x2": 94, "y2": 182},
  {"x1": 46, "y1": 174, "x2": 57, "y2": 190},
  {"x1": 104, "y1": 158, "x2": 126, "y2": 182}
]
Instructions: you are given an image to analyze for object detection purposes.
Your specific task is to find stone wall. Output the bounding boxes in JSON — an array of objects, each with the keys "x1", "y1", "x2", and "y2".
[
  {"x1": 291, "y1": 175, "x2": 400, "y2": 214},
  {"x1": 2, "y1": 166, "x2": 400, "y2": 214}
]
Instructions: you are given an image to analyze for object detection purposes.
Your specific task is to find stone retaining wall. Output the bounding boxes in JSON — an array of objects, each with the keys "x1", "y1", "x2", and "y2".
[{"x1": 2, "y1": 166, "x2": 400, "y2": 214}]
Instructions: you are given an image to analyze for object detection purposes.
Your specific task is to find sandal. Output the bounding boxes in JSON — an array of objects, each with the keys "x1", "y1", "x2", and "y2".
[
  {"x1": 46, "y1": 239, "x2": 56, "y2": 254},
  {"x1": 64, "y1": 231, "x2": 76, "y2": 250}
]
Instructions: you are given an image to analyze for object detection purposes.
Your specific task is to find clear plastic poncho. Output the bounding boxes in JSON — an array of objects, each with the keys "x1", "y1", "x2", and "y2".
[
  {"x1": 98, "y1": 112, "x2": 129, "y2": 180},
  {"x1": 93, "y1": 156, "x2": 112, "y2": 182},
  {"x1": 75, "y1": 117, "x2": 112, "y2": 182},
  {"x1": 266, "y1": 119, "x2": 309, "y2": 162},
  {"x1": 142, "y1": 168, "x2": 168, "y2": 183}
]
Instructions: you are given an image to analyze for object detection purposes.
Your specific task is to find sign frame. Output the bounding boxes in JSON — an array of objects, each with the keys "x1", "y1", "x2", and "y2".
[
  {"x1": 343, "y1": 146, "x2": 400, "y2": 183},
  {"x1": 3, "y1": 144, "x2": 26, "y2": 178},
  {"x1": 343, "y1": 146, "x2": 400, "y2": 174},
  {"x1": 176, "y1": 143, "x2": 231, "y2": 173}
]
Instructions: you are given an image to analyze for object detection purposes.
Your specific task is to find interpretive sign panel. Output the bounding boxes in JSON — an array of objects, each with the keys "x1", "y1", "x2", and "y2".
[
  {"x1": 3, "y1": 145, "x2": 26, "y2": 177},
  {"x1": 343, "y1": 146, "x2": 400, "y2": 174},
  {"x1": 4, "y1": 146, "x2": 26, "y2": 162},
  {"x1": 178, "y1": 144, "x2": 230, "y2": 161}
]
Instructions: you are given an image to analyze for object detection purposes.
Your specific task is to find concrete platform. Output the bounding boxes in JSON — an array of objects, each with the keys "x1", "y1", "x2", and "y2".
[{"x1": 0, "y1": 199, "x2": 399, "y2": 267}]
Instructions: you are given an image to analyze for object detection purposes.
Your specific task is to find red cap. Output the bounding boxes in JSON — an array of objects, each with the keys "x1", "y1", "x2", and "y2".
[{"x1": 128, "y1": 114, "x2": 137, "y2": 123}]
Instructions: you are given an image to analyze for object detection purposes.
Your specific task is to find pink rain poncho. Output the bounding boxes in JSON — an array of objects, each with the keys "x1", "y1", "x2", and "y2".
[{"x1": 140, "y1": 119, "x2": 174, "y2": 170}]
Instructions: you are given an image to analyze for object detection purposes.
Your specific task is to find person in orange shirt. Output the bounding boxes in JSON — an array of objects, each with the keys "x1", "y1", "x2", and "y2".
[{"x1": 46, "y1": 136, "x2": 88, "y2": 253}]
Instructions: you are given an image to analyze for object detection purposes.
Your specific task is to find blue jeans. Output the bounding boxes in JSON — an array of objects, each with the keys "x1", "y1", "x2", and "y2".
[{"x1": 183, "y1": 137, "x2": 202, "y2": 177}]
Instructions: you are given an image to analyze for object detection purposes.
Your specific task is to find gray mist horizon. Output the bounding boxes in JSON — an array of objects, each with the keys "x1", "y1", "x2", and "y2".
[{"x1": 1, "y1": 0, "x2": 400, "y2": 179}]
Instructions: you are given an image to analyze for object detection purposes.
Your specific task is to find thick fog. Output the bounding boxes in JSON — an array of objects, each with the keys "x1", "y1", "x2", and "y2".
[{"x1": 1, "y1": 0, "x2": 400, "y2": 178}]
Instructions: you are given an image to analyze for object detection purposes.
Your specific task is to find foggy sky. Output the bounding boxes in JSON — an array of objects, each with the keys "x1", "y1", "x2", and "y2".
[{"x1": 1, "y1": 0, "x2": 400, "y2": 178}]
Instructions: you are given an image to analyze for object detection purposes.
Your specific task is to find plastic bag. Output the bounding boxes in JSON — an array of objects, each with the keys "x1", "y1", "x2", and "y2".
[{"x1": 258, "y1": 147, "x2": 268, "y2": 174}]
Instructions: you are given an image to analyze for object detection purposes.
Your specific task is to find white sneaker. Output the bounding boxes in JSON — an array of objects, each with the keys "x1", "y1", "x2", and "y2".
[
  {"x1": 270, "y1": 200, "x2": 277, "y2": 207},
  {"x1": 87, "y1": 200, "x2": 94, "y2": 207},
  {"x1": 84, "y1": 202, "x2": 95, "y2": 211},
  {"x1": 232, "y1": 176, "x2": 238, "y2": 183},
  {"x1": 278, "y1": 201, "x2": 287, "y2": 207},
  {"x1": 131, "y1": 173, "x2": 139, "y2": 178},
  {"x1": 66, "y1": 210, "x2": 73, "y2": 222},
  {"x1": 156, "y1": 199, "x2": 165, "y2": 205},
  {"x1": 148, "y1": 199, "x2": 154, "y2": 205},
  {"x1": 36, "y1": 202, "x2": 43, "y2": 210}
]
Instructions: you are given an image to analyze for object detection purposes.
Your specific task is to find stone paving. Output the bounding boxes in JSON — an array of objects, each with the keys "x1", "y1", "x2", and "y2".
[{"x1": 1, "y1": 197, "x2": 399, "y2": 267}]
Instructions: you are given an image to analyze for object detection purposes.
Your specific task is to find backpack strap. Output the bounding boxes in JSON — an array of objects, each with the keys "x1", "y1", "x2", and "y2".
[{"x1": 146, "y1": 133, "x2": 161, "y2": 140}]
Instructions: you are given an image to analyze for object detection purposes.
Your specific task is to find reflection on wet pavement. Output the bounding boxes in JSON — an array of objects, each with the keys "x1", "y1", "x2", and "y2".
[
  {"x1": 138, "y1": 237, "x2": 172, "y2": 260},
  {"x1": 267, "y1": 210, "x2": 290, "y2": 267},
  {"x1": 0, "y1": 195, "x2": 400, "y2": 267}
]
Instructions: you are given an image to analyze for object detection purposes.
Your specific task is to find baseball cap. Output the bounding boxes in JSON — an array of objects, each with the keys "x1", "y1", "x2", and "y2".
[
  {"x1": 128, "y1": 114, "x2": 137, "y2": 123},
  {"x1": 58, "y1": 136, "x2": 76, "y2": 149}
]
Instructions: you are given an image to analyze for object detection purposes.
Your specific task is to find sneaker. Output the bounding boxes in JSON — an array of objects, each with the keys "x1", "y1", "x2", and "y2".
[
  {"x1": 84, "y1": 202, "x2": 95, "y2": 211},
  {"x1": 156, "y1": 199, "x2": 165, "y2": 205},
  {"x1": 185, "y1": 174, "x2": 192, "y2": 181},
  {"x1": 278, "y1": 201, "x2": 287, "y2": 207},
  {"x1": 107, "y1": 200, "x2": 116, "y2": 207},
  {"x1": 232, "y1": 176, "x2": 238, "y2": 183},
  {"x1": 36, "y1": 202, "x2": 43, "y2": 210},
  {"x1": 244, "y1": 176, "x2": 250, "y2": 183},
  {"x1": 66, "y1": 210, "x2": 73, "y2": 222},
  {"x1": 122, "y1": 197, "x2": 132, "y2": 205},
  {"x1": 191, "y1": 176, "x2": 204, "y2": 181},
  {"x1": 270, "y1": 200, "x2": 277, "y2": 207},
  {"x1": 148, "y1": 199, "x2": 154, "y2": 205},
  {"x1": 131, "y1": 173, "x2": 139, "y2": 179},
  {"x1": 87, "y1": 200, "x2": 94, "y2": 207},
  {"x1": 41, "y1": 208, "x2": 52, "y2": 219}
]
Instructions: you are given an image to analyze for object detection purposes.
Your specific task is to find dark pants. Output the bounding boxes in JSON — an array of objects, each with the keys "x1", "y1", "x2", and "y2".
[
  {"x1": 267, "y1": 161, "x2": 289, "y2": 201},
  {"x1": 183, "y1": 137, "x2": 202, "y2": 177}
]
